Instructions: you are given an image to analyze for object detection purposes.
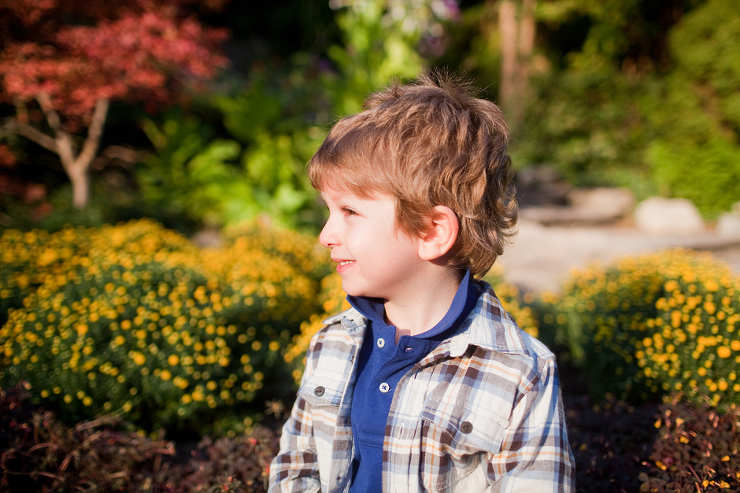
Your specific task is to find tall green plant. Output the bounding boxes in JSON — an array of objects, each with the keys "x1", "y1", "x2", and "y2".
[
  {"x1": 326, "y1": 0, "x2": 427, "y2": 115},
  {"x1": 212, "y1": 70, "x2": 329, "y2": 231},
  {"x1": 645, "y1": 0, "x2": 740, "y2": 219},
  {"x1": 137, "y1": 111, "x2": 243, "y2": 227}
]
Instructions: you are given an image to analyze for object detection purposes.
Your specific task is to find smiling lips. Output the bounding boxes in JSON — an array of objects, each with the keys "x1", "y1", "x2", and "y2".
[{"x1": 334, "y1": 259, "x2": 355, "y2": 272}]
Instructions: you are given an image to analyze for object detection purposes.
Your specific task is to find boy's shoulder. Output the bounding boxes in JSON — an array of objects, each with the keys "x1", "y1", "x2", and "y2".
[
  {"x1": 322, "y1": 307, "x2": 365, "y2": 329},
  {"x1": 305, "y1": 307, "x2": 367, "y2": 354},
  {"x1": 454, "y1": 281, "x2": 556, "y2": 363}
]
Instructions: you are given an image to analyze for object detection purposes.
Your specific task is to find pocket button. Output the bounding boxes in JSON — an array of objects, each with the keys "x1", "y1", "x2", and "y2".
[
  {"x1": 314, "y1": 386, "x2": 325, "y2": 397},
  {"x1": 460, "y1": 421, "x2": 473, "y2": 434}
]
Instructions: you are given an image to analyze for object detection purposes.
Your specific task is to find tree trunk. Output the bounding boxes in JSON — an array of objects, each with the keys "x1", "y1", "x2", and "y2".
[
  {"x1": 35, "y1": 94, "x2": 109, "y2": 209},
  {"x1": 498, "y1": 0, "x2": 537, "y2": 128},
  {"x1": 499, "y1": 0, "x2": 518, "y2": 116}
]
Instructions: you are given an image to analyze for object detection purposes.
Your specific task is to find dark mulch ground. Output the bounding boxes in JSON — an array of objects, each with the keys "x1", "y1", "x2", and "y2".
[{"x1": 560, "y1": 364, "x2": 661, "y2": 492}]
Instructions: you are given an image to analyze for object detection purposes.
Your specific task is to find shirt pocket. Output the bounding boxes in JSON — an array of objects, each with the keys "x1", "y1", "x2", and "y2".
[
  {"x1": 419, "y1": 400, "x2": 508, "y2": 490},
  {"x1": 298, "y1": 369, "x2": 346, "y2": 409}
]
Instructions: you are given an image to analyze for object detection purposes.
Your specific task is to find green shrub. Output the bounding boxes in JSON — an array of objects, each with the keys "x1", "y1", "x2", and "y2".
[
  {"x1": 0, "y1": 220, "x2": 327, "y2": 436},
  {"x1": 643, "y1": 0, "x2": 740, "y2": 219},
  {"x1": 647, "y1": 136, "x2": 740, "y2": 220},
  {"x1": 556, "y1": 249, "x2": 740, "y2": 408},
  {"x1": 513, "y1": 65, "x2": 656, "y2": 197}
]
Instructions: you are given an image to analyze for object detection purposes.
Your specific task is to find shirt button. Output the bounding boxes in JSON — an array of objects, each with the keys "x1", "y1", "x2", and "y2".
[
  {"x1": 379, "y1": 382, "x2": 390, "y2": 393},
  {"x1": 314, "y1": 386, "x2": 325, "y2": 397},
  {"x1": 460, "y1": 421, "x2": 473, "y2": 434},
  {"x1": 377, "y1": 338, "x2": 385, "y2": 348}
]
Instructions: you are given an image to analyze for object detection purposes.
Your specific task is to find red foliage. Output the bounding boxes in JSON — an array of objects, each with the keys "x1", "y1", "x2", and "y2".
[
  {"x1": 0, "y1": 144, "x2": 16, "y2": 167},
  {"x1": 0, "y1": 0, "x2": 229, "y2": 131}
]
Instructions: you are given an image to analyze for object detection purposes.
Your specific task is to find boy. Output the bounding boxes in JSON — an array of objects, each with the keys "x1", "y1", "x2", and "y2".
[{"x1": 269, "y1": 72, "x2": 575, "y2": 492}]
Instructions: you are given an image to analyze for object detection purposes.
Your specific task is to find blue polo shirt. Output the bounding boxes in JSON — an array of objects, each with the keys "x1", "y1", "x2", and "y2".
[{"x1": 347, "y1": 271, "x2": 480, "y2": 492}]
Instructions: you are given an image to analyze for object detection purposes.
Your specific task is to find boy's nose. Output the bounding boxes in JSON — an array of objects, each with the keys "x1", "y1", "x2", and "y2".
[{"x1": 319, "y1": 217, "x2": 339, "y2": 249}]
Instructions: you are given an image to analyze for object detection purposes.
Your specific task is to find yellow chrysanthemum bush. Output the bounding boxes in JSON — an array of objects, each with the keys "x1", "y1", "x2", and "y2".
[
  {"x1": 0, "y1": 220, "x2": 195, "y2": 327},
  {"x1": 0, "y1": 220, "x2": 329, "y2": 436},
  {"x1": 556, "y1": 248, "x2": 740, "y2": 408}
]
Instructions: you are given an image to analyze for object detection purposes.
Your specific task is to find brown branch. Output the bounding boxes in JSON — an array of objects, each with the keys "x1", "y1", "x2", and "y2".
[
  {"x1": 0, "y1": 119, "x2": 59, "y2": 154},
  {"x1": 35, "y1": 93, "x2": 63, "y2": 134},
  {"x1": 35, "y1": 93, "x2": 76, "y2": 170},
  {"x1": 76, "y1": 97, "x2": 109, "y2": 169}
]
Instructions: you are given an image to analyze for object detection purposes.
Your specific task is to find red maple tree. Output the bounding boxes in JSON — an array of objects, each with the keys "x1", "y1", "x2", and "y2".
[{"x1": 0, "y1": 0, "x2": 229, "y2": 208}]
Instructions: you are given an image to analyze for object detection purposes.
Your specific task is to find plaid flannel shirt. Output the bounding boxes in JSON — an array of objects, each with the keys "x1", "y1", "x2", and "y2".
[{"x1": 269, "y1": 282, "x2": 575, "y2": 492}]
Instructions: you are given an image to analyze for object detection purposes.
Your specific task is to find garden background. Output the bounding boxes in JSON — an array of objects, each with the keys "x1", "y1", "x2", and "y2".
[{"x1": 1, "y1": 0, "x2": 739, "y2": 491}]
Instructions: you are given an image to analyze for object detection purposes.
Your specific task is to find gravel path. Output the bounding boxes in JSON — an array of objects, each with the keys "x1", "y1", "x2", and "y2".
[{"x1": 496, "y1": 219, "x2": 740, "y2": 293}]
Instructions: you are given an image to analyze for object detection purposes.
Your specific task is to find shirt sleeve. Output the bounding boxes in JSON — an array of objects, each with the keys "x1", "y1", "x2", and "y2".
[
  {"x1": 485, "y1": 356, "x2": 576, "y2": 492},
  {"x1": 268, "y1": 341, "x2": 323, "y2": 492}
]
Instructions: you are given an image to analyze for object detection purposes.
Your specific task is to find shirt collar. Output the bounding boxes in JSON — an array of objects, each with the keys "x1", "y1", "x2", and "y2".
[{"x1": 347, "y1": 270, "x2": 478, "y2": 341}]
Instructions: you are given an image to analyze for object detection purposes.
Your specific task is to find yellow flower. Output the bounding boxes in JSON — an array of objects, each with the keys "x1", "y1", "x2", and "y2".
[
  {"x1": 167, "y1": 354, "x2": 179, "y2": 366},
  {"x1": 717, "y1": 346, "x2": 732, "y2": 359},
  {"x1": 129, "y1": 351, "x2": 146, "y2": 366}
]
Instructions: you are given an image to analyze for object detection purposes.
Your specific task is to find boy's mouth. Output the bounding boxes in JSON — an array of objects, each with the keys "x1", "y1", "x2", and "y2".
[{"x1": 333, "y1": 259, "x2": 355, "y2": 273}]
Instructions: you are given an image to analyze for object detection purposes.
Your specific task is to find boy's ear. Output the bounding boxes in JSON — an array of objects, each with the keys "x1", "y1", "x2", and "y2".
[{"x1": 418, "y1": 205, "x2": 459, "y2": 261}]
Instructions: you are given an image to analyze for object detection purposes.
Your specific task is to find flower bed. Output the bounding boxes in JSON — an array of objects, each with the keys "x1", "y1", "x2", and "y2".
[
  {"x1": 0, "y1": 220, "x2": 328, "y2": 436},
  {"x1": 554, "y1": 249, "x2": 740, "y2": 409}
]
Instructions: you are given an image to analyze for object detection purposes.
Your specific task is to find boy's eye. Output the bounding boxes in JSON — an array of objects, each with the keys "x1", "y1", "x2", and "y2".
[{"x1": 342, "y1": 207, "x2": 357, "y2": 216}]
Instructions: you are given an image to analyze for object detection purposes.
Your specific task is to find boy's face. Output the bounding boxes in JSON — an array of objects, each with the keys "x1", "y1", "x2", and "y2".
[{"x1": 319, "y1": 187, "x2": 425, "y2": 301}]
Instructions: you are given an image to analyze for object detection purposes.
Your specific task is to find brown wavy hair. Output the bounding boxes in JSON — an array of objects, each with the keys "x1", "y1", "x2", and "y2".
[{"x1": 308, "y1": 71, "x2": 518, "y2": 278}]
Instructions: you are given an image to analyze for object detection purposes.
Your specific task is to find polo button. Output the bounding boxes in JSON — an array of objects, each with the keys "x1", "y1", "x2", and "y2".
[
  {"x1": 460, "y1": 421, "x2": 473, "y2": 434},
  {"x1": 379, "y1": 382, "x2": 390, "y2": 393},
  {"x1": 314, "y1": 386, "x2": 325, "y2": 397},
  {"x1": 377, "y1": 338, "x2": 385, "y2": 348}
]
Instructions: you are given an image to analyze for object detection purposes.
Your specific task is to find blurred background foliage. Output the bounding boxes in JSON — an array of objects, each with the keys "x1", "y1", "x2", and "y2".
[
  {"x1": 2, "y1": 3, "x2": 740, "y2": 487},
  {"x1": 2, "y1": 0, "x2": 737, "y2": 232}
]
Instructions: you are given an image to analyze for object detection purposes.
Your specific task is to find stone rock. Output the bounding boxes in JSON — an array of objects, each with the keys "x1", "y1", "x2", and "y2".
[
  {"x1": 634, "y1": 197, "x2": 704, "y2": 236},
  {"x1": 519, "y1": 206, "x2": 618, "y2": 226},
  {"x1": 518, "y1": 187, "x2": 635, "y2": 226},
  {"x1": 515, "y1": 165, "x2": 571, "y2": 207},
  {"x1": 568, "y1": 187, "x2": 635, "y2": 218},
  {"x1": 717, "y1": 212, "x2": 740, "y2": 238},
  {"x1": 191, "y1": 229, "x2": 222, "y2": 248}
]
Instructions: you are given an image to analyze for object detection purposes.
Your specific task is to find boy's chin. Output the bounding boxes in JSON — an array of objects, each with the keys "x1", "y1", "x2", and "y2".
[{"x1": 340, "y1": 282, "x2": 373, "y2": 300}]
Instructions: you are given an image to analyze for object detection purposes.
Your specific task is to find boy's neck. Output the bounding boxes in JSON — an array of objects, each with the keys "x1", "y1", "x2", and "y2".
[{"x1": 383, "y1": 267, "x2": 462, "y2": 343}]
